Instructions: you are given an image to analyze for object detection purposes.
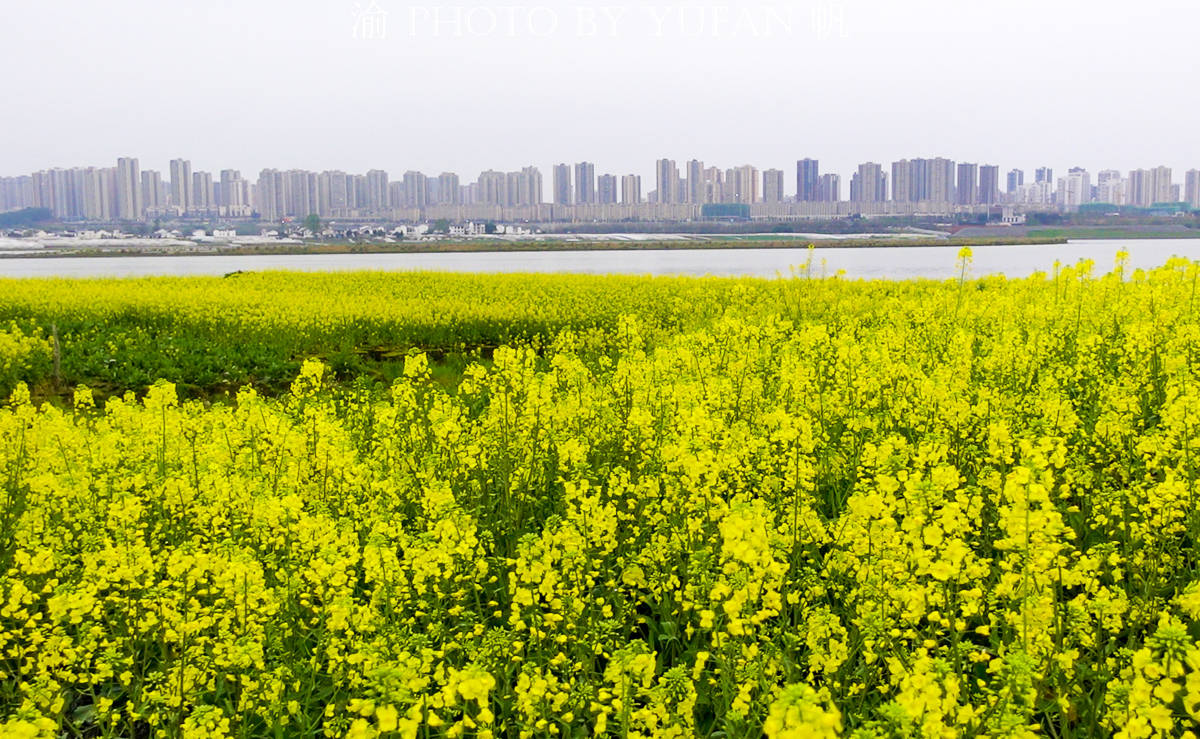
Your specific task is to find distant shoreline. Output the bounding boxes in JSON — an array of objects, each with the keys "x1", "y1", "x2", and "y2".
[{"x1": 0, "y1": 236, "x2": 1071, "y2": 259}]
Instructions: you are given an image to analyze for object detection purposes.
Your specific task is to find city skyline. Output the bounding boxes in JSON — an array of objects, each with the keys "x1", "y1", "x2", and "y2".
[
  {"x1": 4, "y1": 152, "x2": 1198, "y2": 222},
  {"x1": 6, "y1": 153, "x2": 1200, "y2": 202}
]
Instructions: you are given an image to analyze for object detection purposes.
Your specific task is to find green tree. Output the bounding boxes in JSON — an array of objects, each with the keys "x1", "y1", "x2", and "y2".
[
  {"x1": 304, "y1": 214, "x2": 322, "y2": 234},
  {"x1": 432, "y1": 219, "x2": 451, "y2": 233}
]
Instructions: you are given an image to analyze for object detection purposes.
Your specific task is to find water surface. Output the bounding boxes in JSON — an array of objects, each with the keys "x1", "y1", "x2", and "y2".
[{"x1": 2, "y1": 239, "x2": 1198, "y2": 280}]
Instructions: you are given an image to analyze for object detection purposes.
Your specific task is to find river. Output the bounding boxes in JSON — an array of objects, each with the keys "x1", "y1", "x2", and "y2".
[{"x1": 2, "y1": 239, "x2": 1200, "y2": 280}]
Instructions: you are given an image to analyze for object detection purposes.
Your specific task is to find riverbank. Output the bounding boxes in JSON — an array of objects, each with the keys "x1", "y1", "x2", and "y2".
[
  {"x1": 1027, "y1": 228, "x2": 1200, "y2": 240},
  {"x1": 953, "y1": 224, "x2": 1200, "y2": 240},
  {"x1": 0, "y1": 235, "x2": 1067, "y2": 259}
]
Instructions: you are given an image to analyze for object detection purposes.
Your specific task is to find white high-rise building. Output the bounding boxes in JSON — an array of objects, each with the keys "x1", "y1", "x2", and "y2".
[
  {"x1": 82, "y1": 167, "x2": 115, "y2": 221},
  {"x1": 573, "y1": 162, "x2": 595, "y2": 204},
  {"x1": 219, "y1": 169, "x2": 249, "y2": 216},
  {"x1": 979, "y1": 165, "x2": 1001, "y2": 205},
  {"x1": 285, "y1": 170, "x2": 318, "y2": 218},
  {"x1": 437, "y1": 172, "x2": 462, "y2": 205},
  {"x1": 727, "y1": 165, "x2": 759, "y2": 203},
  {"x1": 141, "y1": 170, "x2": 163, "y2": 212},
  {"x1": 891, "y1": 158, "x2": 955, "y2": 203},
  {"x1": 704, "y1": 167, "x2": 724, "y2": 203},
  {"x1": 818, "y1": 173, "x2": 841, "y2": 202},
  {"x1": 851, "y1": 162, "x2": 887, "y2": 203},
  {"x1": 403, "y1": 171, "x2": 428, "y2": 208},
  {"x1": 686, "y1": 160, "x2": 706, "y2": 204},
  {"x1": 1186, "y1": 170, "x2": 1200, "y2": 209},
  {"x1": 620, "y1": 174, "x2": 641, "y2": 204},
  {"x1": 1096, "y1": 170, "x2": 1124, "y2": 205},
  {"x1": 317, "y1": 171, "x2": 349, "y2": 216},
  {"x1": 597, "y1": 174, "x2": 618, "y2": 205},
  {"x1": 1057, "y1": 168, "x2": 1091, "y2": 210},
  {"x1": 891, "y1": 159, "x2": 913, "y2": 202},
  {"x1": 552, "y1": 164, "x2": 571, "y2": 205},
  {"x1": 1006, "y1": 168, "x2": 1025, "y2": 196},
  {"x1": 192, "y1": 171, "x2": 214, "y2": 212},
  {"x1": 170, "y1": 159, "x2": 194, "y2": 214},
  {"x1": 390, "y1": 181, "x2": 409, "y2": 208},
  {"x1": 366, "y1": 169, "x2": 390, "y2": 211},
  {"x1": 762, "y1": 169, "x2": 785, "y2": 203},
  {"x1": 1151, "y1": 166, "x2": 1174, "y2": 204},
  {"x1": 1128, "y1": 167, "x2": 1173, "y2": 207},
  {"x1": 929, "y1": 158, "x2": 956, "y2": 203},
  {"x1": 29, "y1": 167, "x2": 84, "y2": 220},
  {"x1": 1015, "y1": 180, "x2": 1053, "y2": 205},
  {"x1": 477, "y1": 170, "x2": 506, "y2": 206},
  {"x1": 504, "y1": 171, "x2": 523, "y2": 207},
  {"x1": 655, "y1": 159, "x2": 679, "y2": 204},
  {"x1": 255, "y1": 169, "x2": 284, "y2": 221},
  {"x1": 518, "y1": 167, "x2": 541, "y2": 206},
  {"x1": 116, "y1": 157, "x2": 142, "y2": 220}
]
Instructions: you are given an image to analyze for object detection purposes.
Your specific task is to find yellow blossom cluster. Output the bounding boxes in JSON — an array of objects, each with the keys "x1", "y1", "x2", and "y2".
[{"x1": 0, "y1": 323, "x2": 50, "y2": 396}]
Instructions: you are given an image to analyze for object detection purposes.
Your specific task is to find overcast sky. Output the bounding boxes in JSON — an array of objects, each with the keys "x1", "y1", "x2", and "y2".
[{"x1": 3, "y1": 0, "x2": 1197, "y2": 188}]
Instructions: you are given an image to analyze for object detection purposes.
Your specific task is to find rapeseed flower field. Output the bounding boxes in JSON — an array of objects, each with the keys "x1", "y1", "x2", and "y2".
[{"x1": 4, "y1": 253, "x2": 1200, "y2": 736}]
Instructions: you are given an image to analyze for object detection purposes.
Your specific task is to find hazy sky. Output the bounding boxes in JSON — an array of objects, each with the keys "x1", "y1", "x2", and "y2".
[{"x1": 3, "y1": 0, "x2": 1198, "y2": 188}]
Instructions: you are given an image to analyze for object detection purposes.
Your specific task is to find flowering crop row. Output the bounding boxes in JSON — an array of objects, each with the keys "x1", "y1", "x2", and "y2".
[{"x1": 0, "y1": 271, "x2": 758, "y2": 394}]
